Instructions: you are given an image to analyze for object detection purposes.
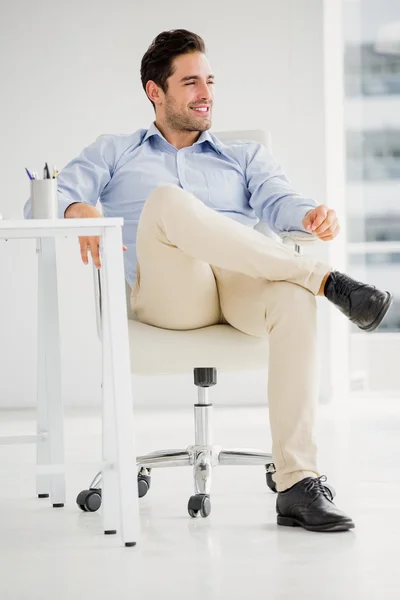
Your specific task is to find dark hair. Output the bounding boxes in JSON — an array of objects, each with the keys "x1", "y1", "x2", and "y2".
[{"x1": 141, "y1": 29, "x2": 206, "y2": 109}]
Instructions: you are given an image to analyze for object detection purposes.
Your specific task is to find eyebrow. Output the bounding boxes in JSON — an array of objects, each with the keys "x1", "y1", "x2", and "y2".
[{"x1": 179, "y1": 75, "x2": 215, "y2": 82}]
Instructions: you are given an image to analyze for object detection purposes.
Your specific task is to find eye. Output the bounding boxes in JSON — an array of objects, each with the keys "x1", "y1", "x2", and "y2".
[{"x1": 185, "y1": 81, "x2": 215, "y2": 86}]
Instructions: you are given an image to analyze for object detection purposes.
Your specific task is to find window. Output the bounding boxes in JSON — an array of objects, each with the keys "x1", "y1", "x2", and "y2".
[{"x1": 343, "y1": 0, "x2": 400, "y2": 391}]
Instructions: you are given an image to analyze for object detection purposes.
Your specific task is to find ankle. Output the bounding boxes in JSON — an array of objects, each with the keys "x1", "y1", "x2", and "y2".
[{"x1": 318, "y1": 271, "x2": 332, "y2": 296}]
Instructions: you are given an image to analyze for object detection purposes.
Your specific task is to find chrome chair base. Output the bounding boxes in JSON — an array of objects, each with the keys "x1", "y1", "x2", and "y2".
[
  {"x1": 136, "y1": 445, "x2": 274, "y2": 497},
  {"x1": 77, "y1": 368, "x2": 276, "y2": 517}
]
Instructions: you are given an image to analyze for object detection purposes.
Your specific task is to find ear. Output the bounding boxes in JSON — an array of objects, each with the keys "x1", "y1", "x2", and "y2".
[{"x1": 146, "y1": 80, "x2": 163, "y2": 106}]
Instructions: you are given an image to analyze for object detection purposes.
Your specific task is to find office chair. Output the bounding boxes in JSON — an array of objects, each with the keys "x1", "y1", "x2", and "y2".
[{"x1": 76, "y1": 130, "x2": 318, "y2": 518}]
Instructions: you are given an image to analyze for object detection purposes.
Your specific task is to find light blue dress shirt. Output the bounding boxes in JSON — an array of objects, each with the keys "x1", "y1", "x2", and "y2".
[{"x1": 24, "y1": 122, "x2": 317, "y2": 288}]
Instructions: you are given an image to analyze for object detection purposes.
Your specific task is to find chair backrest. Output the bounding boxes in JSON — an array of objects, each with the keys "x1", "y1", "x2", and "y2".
[{"x1": 213, "y1": 129, "x2": 272, "y2": 151}]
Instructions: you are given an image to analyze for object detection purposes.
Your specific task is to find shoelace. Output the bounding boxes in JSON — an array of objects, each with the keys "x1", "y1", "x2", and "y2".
[
  {"x1": 304, "y1": 475, "x2": 332, "y2": 501},
  {"x1": 333, "y1": 273, "x2": 355, "y2": 303}
]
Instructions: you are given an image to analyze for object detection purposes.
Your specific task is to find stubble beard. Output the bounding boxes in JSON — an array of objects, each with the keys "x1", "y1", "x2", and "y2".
[{"x1": 164, "y1": 97, "x2": 212, "y2": 133}]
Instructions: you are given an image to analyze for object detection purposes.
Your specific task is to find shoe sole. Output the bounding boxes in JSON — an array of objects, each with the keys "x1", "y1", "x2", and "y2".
[
  {"x1": 277, "y1": 515, "x2": 355, "y2": 532},
  {"x1": 358, "y1": 291, "x2": 393, "y2": 332}
]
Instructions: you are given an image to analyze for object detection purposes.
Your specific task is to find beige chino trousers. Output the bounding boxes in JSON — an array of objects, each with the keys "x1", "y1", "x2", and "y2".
[{"x1": 131, "y1": 184, "x2": 331, "y2": 492}]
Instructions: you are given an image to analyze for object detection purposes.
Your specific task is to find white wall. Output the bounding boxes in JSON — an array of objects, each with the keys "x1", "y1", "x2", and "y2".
[{"x1": 0, "y1": 0, "x2": 346, "y2": 407}]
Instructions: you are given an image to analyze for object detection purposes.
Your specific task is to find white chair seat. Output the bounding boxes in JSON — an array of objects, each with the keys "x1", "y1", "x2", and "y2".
[{"x1": 128, "y1": 319, "x2": 269, "y2": 375}]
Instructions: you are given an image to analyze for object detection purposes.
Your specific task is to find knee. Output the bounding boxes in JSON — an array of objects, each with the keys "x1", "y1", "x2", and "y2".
[
  {"x1": 146, "y1": 184, "x2": 186, "y2": 209},
  {"x1": 145, "y1": 184, "x2": 205, "y2": 216},
  {"x1": 273, "y1": 280, "x2": 316, "y2": 306},
  {"x1": 267, "y1": 281, "x2": 317, "y2": 323}
]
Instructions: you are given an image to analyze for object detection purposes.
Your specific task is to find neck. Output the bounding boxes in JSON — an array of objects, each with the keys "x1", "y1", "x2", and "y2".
[{"x1": 154, "y1": 120, "x2": 202, "y2": 150}]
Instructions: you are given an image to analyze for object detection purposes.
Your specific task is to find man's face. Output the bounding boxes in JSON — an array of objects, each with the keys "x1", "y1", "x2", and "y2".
[{"x1": 159, "y1": 52, "x2": 214, "y2": 132}]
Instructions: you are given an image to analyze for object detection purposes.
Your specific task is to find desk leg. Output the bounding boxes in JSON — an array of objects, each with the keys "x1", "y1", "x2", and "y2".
[
  {"x1": 36, "y1": 237, "x2": 50, "y2": 499},
  {"x1": 100, "y1": 269, "x2": 120, "y2": 536},
  {"x1": 37, "y1": 237, "x2": 66, "y2": 507},
  {"x1": 100, "y1": 227, "x2": 140, "y2": 547}
]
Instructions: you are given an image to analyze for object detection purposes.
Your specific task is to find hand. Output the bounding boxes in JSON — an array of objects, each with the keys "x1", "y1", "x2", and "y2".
[
  {"x1": 79, "y1": 236, "x2": 128, "y2": 269},
  {"x1": 302, "y1": 205, "x2": 340, "y2": 241},
  {"x1": 64, "y1": 203, "x2": 127, "y2": 267}
]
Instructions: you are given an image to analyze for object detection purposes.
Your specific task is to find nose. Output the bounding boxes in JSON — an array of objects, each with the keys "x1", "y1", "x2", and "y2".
[{"x1": 198, "y1": 81, "x2": 213, "y2": 102}]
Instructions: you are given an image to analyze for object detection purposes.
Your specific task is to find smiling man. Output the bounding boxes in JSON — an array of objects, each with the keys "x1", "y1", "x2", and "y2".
[
  {"x1": 147, "y1": 59, "x2": 215, "y2": 146},
  {"x1": 25, "y1": 29, "x2": 392, "y2": 533}
]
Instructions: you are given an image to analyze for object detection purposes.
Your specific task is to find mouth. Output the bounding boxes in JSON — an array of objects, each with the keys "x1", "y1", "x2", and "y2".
[{"x1": 190, "y1": 106, "x2": 211, "y2": 116}]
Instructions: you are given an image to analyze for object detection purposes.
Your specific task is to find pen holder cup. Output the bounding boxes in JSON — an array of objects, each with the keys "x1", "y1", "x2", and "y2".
[{"x1": 31, "y1": 179, "x2": 58, "y2": 219}]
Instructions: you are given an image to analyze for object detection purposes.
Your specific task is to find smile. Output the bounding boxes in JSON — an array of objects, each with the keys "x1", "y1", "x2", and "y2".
[{"x1": 191, "y1": 107, "x2": 210, "y2": 114}]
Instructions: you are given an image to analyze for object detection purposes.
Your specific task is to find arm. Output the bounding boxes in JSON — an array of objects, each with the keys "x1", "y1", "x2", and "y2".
[
  {"x1": 64, "y1": 202, "x2": 101, "y2": 218},
  {"x1": 245, "y1": 143, "x2": 318, "y2": 234}
]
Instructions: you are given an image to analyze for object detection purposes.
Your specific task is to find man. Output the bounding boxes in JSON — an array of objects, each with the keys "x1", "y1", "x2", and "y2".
[{"x1": 25, "y1": 29, "x2": 392, "y2": 533}]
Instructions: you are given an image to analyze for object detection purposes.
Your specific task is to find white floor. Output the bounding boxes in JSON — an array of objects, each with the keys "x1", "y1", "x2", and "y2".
[{"x1": 0, "y1": 398, "x2": 399, "y2": 600}]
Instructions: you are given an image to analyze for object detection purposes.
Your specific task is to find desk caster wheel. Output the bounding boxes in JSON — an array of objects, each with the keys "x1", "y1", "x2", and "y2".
[
  {"x1": 77, "y1": 489, "x2": 102, "y2": 512},
  {"x1": 188, "y1": 494, "x2": 211, "y2": 518},
  {"x1": 138, "y1": 474, "x2": 151, "y2": 498},
  {"x1": 266, "y1": 463, "x2": 277, "y2": 493}
]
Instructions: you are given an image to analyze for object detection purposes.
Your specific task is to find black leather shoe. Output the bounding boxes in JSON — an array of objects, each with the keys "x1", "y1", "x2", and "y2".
[
  {"x1": 324, "y1": 270, "x2": 393, "y2": 332},
  {"x1": 276, "y1": 475, "x2": 355, "y2": 533}
]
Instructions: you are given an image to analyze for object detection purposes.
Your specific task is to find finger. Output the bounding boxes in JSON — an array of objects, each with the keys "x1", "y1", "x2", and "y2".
[
  {"x1": 314, "y1": 211, "x2": 337, "y2": 235},
  {"x1": 318, "y1": 224, "x2": 340, "y2": 241},
  {"x1": 310, "y1": 207, "x2": 328, "y2": 231},
  {"x1": 317, "y1": 219, "x2": 339, "y2": 238},
  {"x1": 303, "y1": 210, "x2": 314, "y2": 231},
  {"x1": 89, "y1": 238, "x2": 101, "y2": 269},
  {"x1": 79, "y1": 238, "x2": 89, "y2": 265}
]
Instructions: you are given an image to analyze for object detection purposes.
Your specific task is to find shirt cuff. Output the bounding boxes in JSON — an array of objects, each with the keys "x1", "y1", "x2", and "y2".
[
  {"x1": 57, "y1": 191, "x2": 77, "y2": 219},
  {"x1": 284, "y1": 203, "x2": 317, "y2": 233}
]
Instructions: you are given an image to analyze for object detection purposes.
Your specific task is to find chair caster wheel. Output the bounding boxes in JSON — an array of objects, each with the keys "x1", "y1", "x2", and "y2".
[
  {"x1": 77, "y1": 472, "x2": 151, "y2": 512},
  {"x1": 188, "y1": 494, "x2": 211, "y2": 518},
  {"x1": 76, "y1": 489, "x2": 102, "y2": 512},
  {"x1": 266, "y1": 463, "x2": 277, "y2": 493},
  {"x1": 138, "y1": 474, "x2": 151, "y2": 498}
]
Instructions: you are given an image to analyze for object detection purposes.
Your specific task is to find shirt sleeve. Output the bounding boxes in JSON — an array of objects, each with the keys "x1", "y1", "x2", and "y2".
[
  {"x1": 245, "y1": 143, "x2": 318, "y2": 234},
  {"x1": 23, "y1": 135, "x2": 117, "y2": 219}
]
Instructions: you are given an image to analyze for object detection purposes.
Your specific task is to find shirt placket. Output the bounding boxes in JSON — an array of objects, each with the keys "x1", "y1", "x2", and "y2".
[{"x1": 176, "y1": 147, "x2": 188, "y2": 191}]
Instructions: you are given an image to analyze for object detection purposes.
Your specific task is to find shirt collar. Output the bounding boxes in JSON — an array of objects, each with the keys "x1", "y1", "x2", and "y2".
[{"x1": 142, "y1": 122, "x2": 221, "y2": 154}]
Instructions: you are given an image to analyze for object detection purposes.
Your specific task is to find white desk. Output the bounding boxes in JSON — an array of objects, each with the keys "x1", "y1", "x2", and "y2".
[{"x1": 0, "y1": 218, "x2": 140, "y2": 547}]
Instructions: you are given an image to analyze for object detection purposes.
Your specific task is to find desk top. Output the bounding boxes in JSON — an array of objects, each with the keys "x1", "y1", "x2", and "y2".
[
  {"x1": 0, "y1": 218, "x2": 123, "y2": 230},
  {"x1": 0, "y1": 218, "x2": 124, "y2": 239}
]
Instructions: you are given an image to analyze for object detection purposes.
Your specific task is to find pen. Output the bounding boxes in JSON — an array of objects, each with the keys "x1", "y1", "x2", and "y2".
[
  {"x1": 25, "y1": 167, "x2": 34, "y2": 180},
  {"x1": 52, "y1": 165, "x2": 59, "y2": 178},
  {"x1": 44, "y1": 162, "x2": 51, "y2": 179}
]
